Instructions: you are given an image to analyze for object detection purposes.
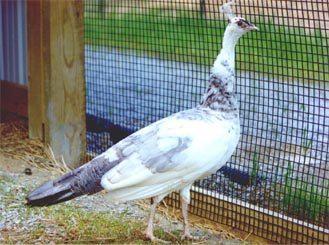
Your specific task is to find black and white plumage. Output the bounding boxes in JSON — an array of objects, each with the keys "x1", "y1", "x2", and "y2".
[{"x1": 26, "y1": 4, "x2": 257, "y2": 242}]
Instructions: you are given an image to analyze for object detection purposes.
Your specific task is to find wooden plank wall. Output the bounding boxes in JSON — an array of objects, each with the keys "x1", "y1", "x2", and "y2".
[
  {"x1": 27, "y1": 0, "x2": 85, "y2": 168},
  {"x1": 0, "y1": 80, "x2": 28, "y2": 118}
]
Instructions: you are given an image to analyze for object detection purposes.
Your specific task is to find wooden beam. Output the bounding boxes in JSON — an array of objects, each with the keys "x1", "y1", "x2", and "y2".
[
  {"x1": 27, "y1": 0, "x2": 86, "y2": 168},
  {"x1": 166, "y1": 188, "x2": 329, "y2": 244},
  {"x1": 27, "y1": 0, "x2": 44, "y2": 139},
  {"x1": 46, "y1": 1, "x2": 86, "y2": 168}
]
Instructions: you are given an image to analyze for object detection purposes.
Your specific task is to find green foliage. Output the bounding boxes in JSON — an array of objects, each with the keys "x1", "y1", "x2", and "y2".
[
  {"x1": 301, "y1": 128, "x2": 313, "y2": 153},
  {"x1": 283, "y1": 160, "x2": 293, "y2": 184},
  {"x1": 84, "y1": 9, "x2": 329, "y2": 81},
  {"x1": 281, "y1": 164, "x2": 329, "y2": 223},
  {"x1": 250, "y1": 153, "x2": 260, "y2": 186},
  {"x1": 282, "y1": 179, "x2": 329, "y2": 221},
  {"x1": 39, "y1": 205, "x2": 146, "y2": 243}
]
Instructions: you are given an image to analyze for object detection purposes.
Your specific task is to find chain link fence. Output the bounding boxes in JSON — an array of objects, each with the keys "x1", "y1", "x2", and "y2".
[{"x1": 84, "y1": 1, "x2": 328, "y2": 243}]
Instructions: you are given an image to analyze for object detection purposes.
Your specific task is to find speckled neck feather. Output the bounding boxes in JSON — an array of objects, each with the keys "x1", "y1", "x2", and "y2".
[
  {"x1": 200, "y1": 24, "x2": 244, "y2": 112},
  {"x1": 200, "y1": 73, "x2": 238, "y2": 112}
]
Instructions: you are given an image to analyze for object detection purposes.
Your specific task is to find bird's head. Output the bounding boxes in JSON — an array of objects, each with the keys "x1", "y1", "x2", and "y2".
[
  {"x1": 227, "y1": 17, "x2": 258, "y2": 34},
  {"x1": 220, "y1": 1, "x2": 258, "y2": 37}
]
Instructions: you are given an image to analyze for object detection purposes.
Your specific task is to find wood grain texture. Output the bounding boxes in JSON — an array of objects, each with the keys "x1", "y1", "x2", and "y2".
[
  {"x1": 47, "y1": 1, "x2": 86, "y2": 168},
  {"x1": 27, "y1": 0, "x2": 86, "y2": 168},
  {"x1": 27, "y1": 0, "x2": 44, "y2": 139}
]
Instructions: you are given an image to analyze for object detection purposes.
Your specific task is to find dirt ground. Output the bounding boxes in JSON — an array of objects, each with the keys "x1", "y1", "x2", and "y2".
[
  {"x1": 0, "y1": 118, "x2": 249, "y2": 244},
  {"x1": 0, "y1": 153, "x2": 225, "y2": 244}
]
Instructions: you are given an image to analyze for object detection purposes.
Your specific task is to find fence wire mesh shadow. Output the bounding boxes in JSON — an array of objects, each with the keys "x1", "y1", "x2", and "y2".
[{"x1": 84, "y1": 1, "x2": 328, "y2": 243}]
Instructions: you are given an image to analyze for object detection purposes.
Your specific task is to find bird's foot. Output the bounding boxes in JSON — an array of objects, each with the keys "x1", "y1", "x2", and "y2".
[
  {"x1": 145, "y1": 230, "x2": 170, "y2": 244},
  {"x1": 181, "y1": 231, "x2": 200, "y2": 241}
]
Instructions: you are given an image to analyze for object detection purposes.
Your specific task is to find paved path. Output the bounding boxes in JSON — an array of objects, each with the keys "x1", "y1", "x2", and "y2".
[{"x1": 85, "y1": 46, "x2": 328, "y2": 186}]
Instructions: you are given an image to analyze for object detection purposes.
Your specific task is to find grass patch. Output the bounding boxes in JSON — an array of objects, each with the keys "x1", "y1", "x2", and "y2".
[
  {"x1": 84, "y1": 9, "x2": 329, "y2": 81},
  {"x1": 2, "y1": 206, "x2": 148, "y2": 244},
  {"x1": 27, "y1": 206, "x2": 147, "y2": 243},
  {"x1": 282, "y1": 179, "x2": 329, "y2": 224},
  {"x1": 280, "y1": 162, "x2": 329, "y2": 226},
  {"x1": 0, "y1": 174, "x2": 182, "y2": 244}
]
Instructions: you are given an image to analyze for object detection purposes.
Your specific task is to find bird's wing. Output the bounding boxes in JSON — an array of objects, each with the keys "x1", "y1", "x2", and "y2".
[{"x1": 98, "y1": 108, "x2": 235, "y2": 200}]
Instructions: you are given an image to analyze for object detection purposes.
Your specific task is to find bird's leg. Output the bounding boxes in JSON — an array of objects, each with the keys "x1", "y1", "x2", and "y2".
[
  {"x1": 180, "y1": 185, "x2": 199, "y2": 240},
  {"x1": 145, "y1": 197, "x2": 157, "y2": 240},
  {"x1": 181, "y1": 197, "x2": 195, "y2": 240},
  {"x1": 145, "y1": 196, "x2": 169, "y2": 243}
]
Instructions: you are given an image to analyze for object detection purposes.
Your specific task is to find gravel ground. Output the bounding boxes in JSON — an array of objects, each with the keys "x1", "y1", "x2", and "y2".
[
  {"x1": 0, "y1": 152, "x2": 237, "y2": 244},
  {"x1": 85, "y1": 47, "x2": 328, "y2": 194}
]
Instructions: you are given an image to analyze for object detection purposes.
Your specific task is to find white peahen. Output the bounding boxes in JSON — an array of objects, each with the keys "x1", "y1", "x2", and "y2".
[{"x1": 26, "y1": 3, "x2": 258, "y2": 242}]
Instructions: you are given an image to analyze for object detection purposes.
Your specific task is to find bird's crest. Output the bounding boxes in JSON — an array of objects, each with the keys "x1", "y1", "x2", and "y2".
[{"x1": 220, "y1": 0, "x2": 236, "y2": 21}]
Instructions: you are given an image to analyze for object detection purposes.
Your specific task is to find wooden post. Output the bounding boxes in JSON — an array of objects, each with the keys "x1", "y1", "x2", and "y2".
[
  {"x1": 27, "y1": 0, "x2": 44, "y2": 140},
  {"x1": 27, "y1": 0, "x2": 86, "y2": 168}
]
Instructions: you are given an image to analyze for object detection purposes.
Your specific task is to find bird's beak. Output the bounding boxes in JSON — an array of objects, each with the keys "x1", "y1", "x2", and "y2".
[{"x1": 249, "y1": 24, "x2": 259, "y2": 31}]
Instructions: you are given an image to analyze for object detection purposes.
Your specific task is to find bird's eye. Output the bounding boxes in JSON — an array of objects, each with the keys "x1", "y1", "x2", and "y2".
[
  {"x1": 213, "y1": 81, "x2": 220, "y2": 88},
  {"x1": 237, "y1": 20, "x2": 243, "y2": 26}
]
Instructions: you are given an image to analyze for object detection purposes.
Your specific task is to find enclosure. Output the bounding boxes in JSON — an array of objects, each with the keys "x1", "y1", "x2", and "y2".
[{"x1": 1, "y1": 0, "x2": 328, "y2": 244}]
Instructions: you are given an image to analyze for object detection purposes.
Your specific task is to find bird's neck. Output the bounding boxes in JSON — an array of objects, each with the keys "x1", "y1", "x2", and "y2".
[
  {"x1": 213, "y1": 27, "x2": 242, "y2": 72},
  {"x1": 200, "y1": 27, "x2": 242, "y2": 113}
]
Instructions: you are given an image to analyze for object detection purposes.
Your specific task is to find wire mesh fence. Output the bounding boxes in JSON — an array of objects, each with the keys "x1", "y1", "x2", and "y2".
[{"x1": 84, "y1": 0, "x2": 328, "y2": 243}]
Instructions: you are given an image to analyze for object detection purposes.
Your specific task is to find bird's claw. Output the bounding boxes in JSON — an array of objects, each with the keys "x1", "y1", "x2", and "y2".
[
  {"x1": 145, "y1": 231, "x2": 170, "y2": 244},
  {"x1": 147, "y1": 235, "x2": 171, "y2": 244}
]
